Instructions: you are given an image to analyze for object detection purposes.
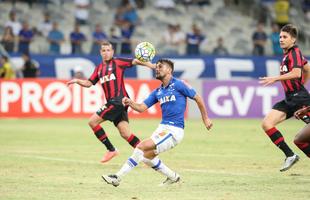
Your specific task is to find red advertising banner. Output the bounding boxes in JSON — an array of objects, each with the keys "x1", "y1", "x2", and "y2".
[{"x1": 0, "y1": 79, "x2": 162, "y2": 118}]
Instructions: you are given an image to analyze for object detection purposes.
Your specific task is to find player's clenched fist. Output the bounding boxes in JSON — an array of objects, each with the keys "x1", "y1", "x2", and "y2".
[
  {"x1": 204, "y1": 118, "x2": 213, "y2": 131},
  {"x1": 122, "y1": 97, "x2": 131, "y2": 106}
]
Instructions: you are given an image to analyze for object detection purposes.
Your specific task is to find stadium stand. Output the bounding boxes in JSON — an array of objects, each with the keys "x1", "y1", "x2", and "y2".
[{"x1": 0, "y1": 0, "x2": 309, "y2": 56}]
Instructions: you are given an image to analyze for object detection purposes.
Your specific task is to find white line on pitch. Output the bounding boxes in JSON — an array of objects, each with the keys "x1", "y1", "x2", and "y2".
[
  {"x1": 15, "y1": 154, "x2": 259, "y2": 177},
  {"x1": 183, "y1": 168, "x2": 257, "y2": 176},
  {"x1": 20, "y1": 154, "x2": 100, "y2": 164}
]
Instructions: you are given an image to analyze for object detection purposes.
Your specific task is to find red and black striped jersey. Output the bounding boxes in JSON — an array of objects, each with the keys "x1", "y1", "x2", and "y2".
[
  {"x1": 88, "y1": 57, "x2": 133, "y2": 101},
  {"x1": 280, "y1": 45, "x2": 308, "y2": 94}
]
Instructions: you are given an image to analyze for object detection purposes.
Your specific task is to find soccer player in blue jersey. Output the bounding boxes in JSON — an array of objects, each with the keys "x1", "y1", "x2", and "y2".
[{"x1": 102, "y1": 58, "x2": 213, "y2": 187}]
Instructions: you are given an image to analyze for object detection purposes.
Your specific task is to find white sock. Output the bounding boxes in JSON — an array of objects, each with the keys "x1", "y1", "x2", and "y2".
[
  {"x1": 143, "y1": 157, "x2": 176, "y2": 179},
  {"x1": 116, "y1": 148, "x2": 144, "y2": 178}
]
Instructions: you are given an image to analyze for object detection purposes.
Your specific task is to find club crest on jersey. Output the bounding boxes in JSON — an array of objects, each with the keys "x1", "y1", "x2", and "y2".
[
  {"x1": 168, "y1": 83, "x2": 175, "y2": 91},
  {"x1": 100, "y1": 73, "x2": 116, "y2": 83},
  {"x1": 157, "y1": 88, "x2": 162, "y2": 95},
  {"x1": 159, "y1": 95, "x2": 176, "y2": 104}
]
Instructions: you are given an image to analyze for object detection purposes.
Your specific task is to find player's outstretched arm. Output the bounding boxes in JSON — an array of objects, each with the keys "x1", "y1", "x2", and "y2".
[
  {"x1": 132, "y1": 59, "x2": 156, "y2": 69},
  {"x1": 193, "y1": 94, "x2": 213, "y2": 131},
  {"x1": 259, "y1": 68, "x2": 301, "y2": 86},
  {"x1": 66, "y1": 79, "x2": 92, "y2": 88},
  {"x1": 258, "y1": 76, "x2": 277, "y2": 86},
  {"x1": 122, "y1": 97, "x2": 148, "y2": 113}
]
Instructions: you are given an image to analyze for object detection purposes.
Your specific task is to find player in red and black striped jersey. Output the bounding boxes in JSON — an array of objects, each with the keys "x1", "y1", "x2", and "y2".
[
  {"x1": 293, "y1": 106, "x2": 310, "y2": 158},
  {"x1": 259, "y1": 24, "x2": 310, "y2": 172},
  {"x1": 67, "y1": 41, "x2": 155, "y2": 163}
]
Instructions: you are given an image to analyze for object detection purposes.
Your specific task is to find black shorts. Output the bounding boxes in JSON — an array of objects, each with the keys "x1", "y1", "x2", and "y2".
[
  {"x1": 273, "y1": 90, "x2": 310, "y2": 119},
  {"x1": 96, "y1": 100, "x2": 129, "y2": 126}
]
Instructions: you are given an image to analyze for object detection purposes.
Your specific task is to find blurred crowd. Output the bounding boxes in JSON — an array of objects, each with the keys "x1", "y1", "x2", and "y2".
[{"x1": 1, "y1": 0, "x2": 310, "y2": 79}]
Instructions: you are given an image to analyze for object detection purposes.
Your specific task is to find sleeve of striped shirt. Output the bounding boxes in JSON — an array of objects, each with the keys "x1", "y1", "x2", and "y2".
[
  {"x1": 88, "y1": 64, "x2": 100, "y2": 85},
  {"x1": 302, "y1": 57, "x2": 308, "y2": 66},
  {"x1": 291, "y1": 48, "x2": 304, "y2": 68},
  {"x1": 115, "y1": 57, "x2": 134, "y2": 68}
]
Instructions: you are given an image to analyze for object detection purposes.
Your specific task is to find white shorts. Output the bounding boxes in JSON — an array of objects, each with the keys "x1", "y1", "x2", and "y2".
[{"x1": 151, "y1": 124, "x2": 184, "y2": 155}]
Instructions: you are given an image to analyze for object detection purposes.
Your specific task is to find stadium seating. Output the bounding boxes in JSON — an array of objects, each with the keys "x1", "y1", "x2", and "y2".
[{"x1": 0, "y1": 0, "x2": 309, "y2": 55}]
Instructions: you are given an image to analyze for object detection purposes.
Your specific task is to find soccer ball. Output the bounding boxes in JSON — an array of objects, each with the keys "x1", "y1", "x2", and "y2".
[{"x1": 135, "y1": 42, "x2": 156, "y2": 62}]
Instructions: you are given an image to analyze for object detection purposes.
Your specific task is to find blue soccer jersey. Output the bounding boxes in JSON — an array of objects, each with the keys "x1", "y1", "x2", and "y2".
[{"x1": 144, "y1": 77, "x2": 196, "y2": 129}]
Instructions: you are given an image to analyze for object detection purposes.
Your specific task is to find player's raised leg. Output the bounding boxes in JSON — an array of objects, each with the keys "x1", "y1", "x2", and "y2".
[
  {"x1": 143, "y1": 156, "x2": 180, "y2": 186},
  {"x1": 262, "y1": 109, "x2": 299, "y2": 171},
  {"x1": 142, "y1": 127, "x2": 183, "y2": 185},
  {"x1": 115, "y1": 139, "x2": 155, "y2": 179},
  {"x1": 88, "y1": 113, "x2": 118, "y2": 163},
  {"x1": 102, "y1": 143, "x2": 147, "y2": 187},
  {"x1": 116, "y1": 121, "x2": 140, "y2": 148},
  {"x1": 102, "y1": 126, "x2": 183, "y2": 187}
]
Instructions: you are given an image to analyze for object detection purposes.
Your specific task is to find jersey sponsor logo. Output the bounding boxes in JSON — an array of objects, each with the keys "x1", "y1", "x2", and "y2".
[
  {"x1": 280, "y1": 65, "x2": 288, "y2": 73},
  {"x1": 99, "y1": 105, "x2": 107, "y2": 111},
  {"x1": 202, "y1": 80, "x2": 287, "y2": 118},
  {"x1": 99, "y1": 73, "x2": 116, "y2": 83},
  {"x1": 159, "y1": 95, "x2": 176, "y2": 105}
]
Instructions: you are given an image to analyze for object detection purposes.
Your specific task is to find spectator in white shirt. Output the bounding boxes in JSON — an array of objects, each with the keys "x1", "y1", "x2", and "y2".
[
  {"x1": 161, "y1": 24, "x2": 185, "y2": 55},
  {"x1": 74, "y1": 0, "x2": 91, "y2": 25},
  {"x1": 5, "y1": 11, "x2": 22, "y2": 36},
  {"x1": 37, "y1": 12, "x2": 53, "y2": 37},
  {"x1": 155, "y1": 0, "x2": 176, "y2": 11}
]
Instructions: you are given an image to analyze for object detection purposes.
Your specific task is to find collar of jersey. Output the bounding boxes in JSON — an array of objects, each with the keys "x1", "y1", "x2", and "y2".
[
  {"x1": 160, "y1": 77, "x2": 175, "y2": 89},
  {"x1": 285, "y1": 44, "x2": 298, "y2": 54}
]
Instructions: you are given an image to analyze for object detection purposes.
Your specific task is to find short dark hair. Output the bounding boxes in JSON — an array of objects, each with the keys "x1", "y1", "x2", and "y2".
[
  {"x1": 281, "y1": 24, "x2": 298, "y2": 38},
  {"x1": 100, "y1": 41, "x2": 113, "y2": 48},
  {"x1": 157, "y1": 59, "x2": 174, "y2": 73}
]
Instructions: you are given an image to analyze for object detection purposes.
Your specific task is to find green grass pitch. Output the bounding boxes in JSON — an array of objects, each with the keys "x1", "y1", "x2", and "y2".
[{"x1": 1, "y1": 118, "x2": 310, "y2": 200}]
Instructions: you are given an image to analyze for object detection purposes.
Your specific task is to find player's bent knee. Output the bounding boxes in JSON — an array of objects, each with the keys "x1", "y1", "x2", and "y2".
[
  {"x1": 261, "y1": 121, "x2": 268, "y2": 131},
  {"x1": 119, "y1": 131, "x2": 130, "y2": 139},
  {"x1": 261, "y1": 120, "x2": 272, "y2": 131},
  {"x1": 136, "y1": 143, "x2": 144, "y2": 150},
  {"x1": 294, "y1": 138, "x2": 299, "y2": 145},
  {"x1": 143, "y1": 150, "x2": 156, "y2": 159},
  {"x1": 294, "y1": 134, "x2": 302, "y2": 144},
  {"x1": 136, "y1": 142, "x2": 149, "y2": 152},
  {"x1": 88, "y1": 120, "x2": 98, "y2": 128}
]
